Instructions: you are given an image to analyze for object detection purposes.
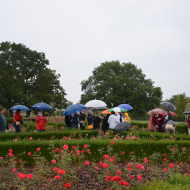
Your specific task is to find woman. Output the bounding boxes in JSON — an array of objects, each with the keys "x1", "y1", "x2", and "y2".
[
  {"x1": 148, "y1": 112, "x2": 154, "y2": 131},
  {"x1": 93, "y1": 113, "x2": 102, "y2": 129},
  {"x1": 187, "y1": 115, "x2": 190, "y2": 135},
  {"x1": 123, "y1": 113, "x2": 131, "y2": 123},
  {"x1": 152, "y1": 111, "x2": 165, "y2": 132},
  {"x1": 13, "y1": 109, "x2": 22, "y2": 133},
  {"x1": 101, "y1": 114, "x2": 110, "y2": 133},
  {"x1": 108, "y1": 111, "x2": 119, "y2": 129}
]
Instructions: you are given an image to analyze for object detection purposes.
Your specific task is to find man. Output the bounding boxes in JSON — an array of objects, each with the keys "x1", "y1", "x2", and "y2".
[
  {"x1": 152, "y1": 111, "x2": 165, "y2": 132},
  {"x1": 93, "y1": 113, "x2": 102, "y2": 129},
  {"x1": 165, "y1": 110, "x2": 173, "y2": 124},
  {"x1": 36, "y1": 111, "x2": 47, "y2": 132},
  {"x1": 65, "y1": 115, "x2": 72, "y2": 128},
  {"x1": 108, "y1": 111, "x2": 119, "y2": 129},
  {"x1": 72, "y1": 111, "x2": 83, "y2": 128},
  {"x1": 0, "y1": 107, "x2": 9, "y2": 133}
]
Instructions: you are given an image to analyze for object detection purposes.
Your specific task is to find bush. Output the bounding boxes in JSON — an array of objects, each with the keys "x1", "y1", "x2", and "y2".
[{"x1": 173, "y1": 115, "x2": 185, "y2": 122}]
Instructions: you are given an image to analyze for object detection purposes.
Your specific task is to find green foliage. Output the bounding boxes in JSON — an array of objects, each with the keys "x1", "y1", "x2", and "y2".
[
  {"x1": 44, "y1": 112, "x2": 49, "y2": 116},
  {"x1": 0, "y1": 41, "x2": 67, "y2": 111},
  {"x1": 176, "y1": 93, "x2": 190, "y2": 114},
  {"x1": 3, "y1": 109, "x2": 10, "y2": 118},
  {"x1": 173, "y1": 115, "x2": 185, "y2": 122},
  {"x1": 80, "y1": 61, "x2": 163, "y2": 117}
]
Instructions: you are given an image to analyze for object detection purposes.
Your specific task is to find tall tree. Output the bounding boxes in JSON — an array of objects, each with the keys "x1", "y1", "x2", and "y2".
[
  {"x1": 80, "y1": 61, "x2": 163, "y2": 117},
  {"x1": 175, "y1": 93, "x2": 190, "y2": 114},
  {"x1": 0, "y1": 41, "x2": 67, "y2": 111}
]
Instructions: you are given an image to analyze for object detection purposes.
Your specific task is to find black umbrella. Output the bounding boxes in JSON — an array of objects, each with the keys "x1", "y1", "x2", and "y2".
[
  {"x1": 183, "y1": 111, "x2": 190, "y2": 114},
  {"x1": 113, "y1": 122, "x2": 131, "y2": 134},
  {"x1": 160, "y1": 102, "x2": 176, "y2": 110},
  {"x1": 91, "y1": 107, "x2": 108, "y2": 111}
]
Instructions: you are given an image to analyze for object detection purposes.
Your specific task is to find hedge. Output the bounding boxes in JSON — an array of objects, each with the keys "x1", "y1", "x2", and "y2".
[
  {"x1": 0, "y1": 139, "x2": 190, "y2": 164},
  {"x1": 0, "y1": 130, "x2": 99, "y2": 141}
]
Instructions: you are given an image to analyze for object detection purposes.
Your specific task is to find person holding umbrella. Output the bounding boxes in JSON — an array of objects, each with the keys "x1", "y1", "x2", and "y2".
[
  {"x1": 152, "y1": 111, "x2": 165, "y2": 132},
  {"x1": 108, "y1": 111, "x2": 119, "y2": 129},
  {"x1": 72, "y1": 111, "x2": 83, "y2": 129},
  {"x1": 101, "y1": 114, "x2": 110, "y2": 133},
  {"x1": 123, "y1": 113, "x2": 131, "y2": 123},
  {"x1": 13, "y1": 109, "x2": 23, "y2": 133},
  {"x1": 36, "y1": 111, "x2": 47, "y2": 132},
  {"x1": 0, "y1": 107, "x2": 9, "y2": 133}
]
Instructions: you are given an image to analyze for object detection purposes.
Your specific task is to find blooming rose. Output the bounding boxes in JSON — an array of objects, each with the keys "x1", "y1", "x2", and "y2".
[
  {"x1": 84, "y1": 144, "x2": 88, "y2": 148},
  {"x1": 102, "y1": 163, "x2": 108, "y2": 168},
  {"x1": 136, "y1": 164, "x2": 142, "y2": 169},
  {"x1": 103, "y1": 155, "x2": 109, "y2": 160},
  {"x1": 27, "y1": 174, "x2": 33, "y2": 179},
  {"x1": 169, "y1": 163, "x2": 174, "y2": 168},
  {"x1": 85, "y1": 161, "x2": 90, "y2": 165},
  {"x1": 54, "y1": 175, "x2": 60, "y2": 179},
  {"x1": 52, "y1": 159, "x2": 56, "y2": 164},
  {"x1": 28, "y1": 152, "x2": 31, "y2": 156},
  {"x1": 29, "y1": 137, "x2": 33, "y2": 140},
  {"x1": 116, "y1": 170, "x2": 121, "y2": 175},
  {"x1": 12, "y1": 168, "x2": 16, "y2": 173},
  {"x1": 64, "y1": 182, "x2": 71, "y2": 188},
  {"x1": 81, "y1": 150, "x2": 84, "y2": 154},
  {"x1": 63, "y1": 144, "x2": 68, "y2": 150},
  {"x1": 94, "y1": 166, "x2": 98, "y2": 170},
  {"x1": 55, "y1": 148, "x2": 59, "y2": 152},
  {"x1": 99, "y1": 161, "x2": 103, "y2": 166},
  {"x1": 72, "y1": 146, "x2": 75, "y2": 149},
  {"x1": 119, "y1": 180, "x2": 125, "y2": 185},
  {"x1": 105, "y1": 176, "x2": 112, "y2": 182},
  {"x1": 163, "y1": 154, "x2": 166, "y2": 157},
  {"x1": 53, "y1": 167, "x2": 58, "y2": 172},
  {"x1": 58, "y1": 169, "x2": 65, "y2": 175},
  {"x1": 36, "y1": 147, "x2": 40, "y2": 151},
  {"x1": 127, "y1": 164, "x2": 132, "y2": 168},
  {"x1": 111, "y1": 141, "x2": 114, "y2": 145},
  {"x1": 122, "y1": 151, "x2": 125, "y2": 155}
]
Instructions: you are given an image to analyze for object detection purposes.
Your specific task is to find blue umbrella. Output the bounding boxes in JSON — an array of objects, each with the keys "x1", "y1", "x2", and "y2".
[
  {"x1": 63, "y1": 104, "x2": 86, "y2": 115},
  {"x1": 32, "y1": 103, "x2": 52, "y2": 110},
  {"x1": 118, "y1": 104, "x2": 133, "y2": 111},
  {"x1": 10, "y1": 105, "x2": 30, "y2": 111}
]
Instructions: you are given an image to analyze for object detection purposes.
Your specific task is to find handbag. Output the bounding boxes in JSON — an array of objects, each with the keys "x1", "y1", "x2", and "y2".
[
  {"x1": 16, "y1": 121, "x2": 20, "y2": 126},
  {"x1": 87, "y1": 119, "x2": 93, "y2": 130},
  {"x1": 165, "y1": 124, "x2": 175, "y2": 130}
]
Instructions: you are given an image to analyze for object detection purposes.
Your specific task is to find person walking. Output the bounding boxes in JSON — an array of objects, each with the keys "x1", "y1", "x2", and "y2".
[
  {"x1": 101, "y1": 114, "x2": 110, "y2": 133},
  {"x1": 36, "y1": 111, "x2": 47, "y2": 132},
  {"x1": 108, "y1": 111, "x2": 119, "y2": 129},
  {"x1": 0, "y1": 107, "x2": 9, "y2": 133},
  {"x1": 13, "y1": 109, "x2": 22, "y2": 133},
  {"x1": 187, "y1": 116, "x2": 190, "y2": 135},
  {"x1": 87, "y1": 110, "x2": 94, "y2": 130}
]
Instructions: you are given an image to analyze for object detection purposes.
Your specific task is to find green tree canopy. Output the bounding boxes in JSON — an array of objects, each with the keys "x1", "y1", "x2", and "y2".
[
  {"x1": 80, "y1": 61, "x2": 163, "y2": 117},
  {"x1": 175, "y1": 93, "x2": 190, "y2": 114},
  {"x1": 0, "y1": 41, "x2": 67, "y2": 111}
]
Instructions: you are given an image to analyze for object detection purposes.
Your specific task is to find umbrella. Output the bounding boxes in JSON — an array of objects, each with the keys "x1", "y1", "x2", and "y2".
[
  {"x1": 148, "y1": 108, "x2": 164, "y2": 114},
  {"x1": 113, "y1": 122, "x2": 131, "y2": 133},
  {"x1": 183, "y1": 111, "x2": 190, "y2": 114},
  {"x1": 91, "y1": 107, "x2": 108, "y2": 111},
  {"x1": 160, "y1": 102, "x2": 176, "y2": 110},
  {"x1": 108, "y1": 107, "x2": 127, "y2": 113},
  {"x1": 102, "y1": 109, "x2": 111, "y2": 115},
  {"x1": 10, "y1": 105, "x2": 30, "y2": 111},
  {"x1": 63, "y1": 104, "x2": 86, "y2": 115},
  {"x1": 85, "y1": 100, "x2": 107, "y2": 108},
  {"x1": 32, "y1": 102, "x2": 52, "y2": 115},
  {"x1": 160, "y1": 111, "x2": 177, "y2": 116},
  {"x1": 118, "y1": 104, "x2": 133, "y2": 111}
]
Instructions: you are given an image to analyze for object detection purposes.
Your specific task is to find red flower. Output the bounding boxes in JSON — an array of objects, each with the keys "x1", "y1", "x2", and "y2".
[
  {"x1": 124, "y1": 182, "x2": 130, "y2": 186},
  {"x1": 105, "y1": 176, "x2": 112, "y2": 182},
  {"x1": 19, "y1": 160, "x2": 22, "y2": 164},
  {"x1": 84, "y1": 144, "x2": 88, "y2": 148},
  {"x1": 27, "y1": 174, "x2": 33, "y2": 179},
  {"x1": 116, "y1": 170, "x2": 121, "y2": 175},
  {"x1": 99, "y1": 161, "x2": 103, "y2": 166},
  {"x1": 52, "y1": 159, "x2": 56, "y2": 164},
  {"x1": 54, "y1": 175, "x2": 60, "y2": 179},
  {"x1": 137, "y1": 175, "x2": 142, "y2": 180},
  {"x1": 77, "y1": 153, "x2": 79, "y2": 157},
  {"x1": 184, "y1": 147, "x2": 187, "y2": 151},
  {"x1": 119, "y1": 180, "x2": 125, "y2": 185},
  {"x1": 128, "y1": 168, "x2": 132, "y2": 171},
  {"x1": 85, "y1": 161, "x2": 90, "y2": 165},
  {"x1": 65, "y1": 183, "x2": 71, "y2": 188},
  {"x1": 12, "y1": 168, "x2": 16, "y2": 173},
  {"x1": 63, "y1": 136, "x2": 66, "y2": 140},
  {"x1": 127, "y1": 164, "x2": 132, "y2": 168},
  {"x1": 122, "y1": 151, "x2": 125, "y2": 155},
  {"x1": 112, "y1": 156, "x2": 115, "y2": 160},
  {"x1": 81, "y1": 150, "x2": 84, "y2": 154},
  {"x1": 163, "y1": 158, "x2": 167, "y2": 161},
  {"x1": 163, "y1": 154, "x2": 166, "y2": 157},
  {"x1": 28, "y1": 152, "x2": 31, "y2": 156},
  {"x1": 94, "y1": 166, "x2": 98, "y2": 170},
  {"x1": 112, "y1": 176, "x2": 117, "y2": 181},
  {"x1": 36, "y1": 147, "x2": 40, "y2": 151},
  {"x1": 103, "y1": 163, "x2": 108, "y2": 168},
  {"x1": 172, "y1": 148, "x2": 175, "y2": 151},
  {"x1": 111, "y1": 141, "x2": 114, "y2": 145},
  {"x1": 9, "y1": 152, "x2": 13, "y2": 157},
  {"x1": 29, "y1": 137, "x2": 33, "y2": 140},
  {"x1": 136, "y1": 164, "x2": 142, "y2": 169},
  {"x1": 169, "y1": 163, "x2": 174, "y2": 168},
  {"x1": 19, "y1": 174, "x2": 27, "y2": 179},
  {"x1": 63, "y1": 144, "x2": 68, "y2": 150},
  {"x1": 53, "y1": 167, "x2": 58, "y2": 172},
  {"x1": 17, "y1": 173, "x2": 21, "y2": 176},
  {"x1": 55, "y1": 148, "x2": 59, "y2": 152},
  {"x1": 116, "y1": 176, "x2": 121, "y2": 181},
  {"x1": 130, "y1": 175, "x2": 134, "y2": 179},
  {"x1": 109, "y1": 159, "x2": 113, "y2": 162},
  {"x1": 144, "y1": 157, "x2": 148, "y2": 163},
  {"x1": 164, "y1": 168, "x2": 168, "y2": 172},
  {"x1": 72, "y1": 146, "x2": 75, "y2": 149},
  {"x1": 58, "y1": 169, "x2": 65, "y2": 175},
  {"x1": 103, "y1": 155, "x2": 109, "y2": 160},
  {"x1": 9, "y1": 149, "x2": 13, "y2": 152},
  {"x1": 179, "y1": 163, "x2": 182, "y2": 167}
]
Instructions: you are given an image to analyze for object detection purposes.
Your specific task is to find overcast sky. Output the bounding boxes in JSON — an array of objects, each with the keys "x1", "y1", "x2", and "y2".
[{"x1": 1, "y1": 0, "x2": 190, "y2": 104}]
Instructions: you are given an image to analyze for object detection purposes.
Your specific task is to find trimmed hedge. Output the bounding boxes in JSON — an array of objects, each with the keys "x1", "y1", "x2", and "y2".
[
  {"x1": 0, "y1": 130, "x2": 99, "y2": 141},
  {"x1": 0, "y1": 139, "x2": 190, "y2": 164}
]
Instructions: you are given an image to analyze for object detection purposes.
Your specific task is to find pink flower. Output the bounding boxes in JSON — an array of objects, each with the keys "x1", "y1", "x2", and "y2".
[
  {"x1": 144, "y1": 157, "x2": 148, "y2": 163},
  {"x1": 122, "y1": 151, "x2": 125, "y2": 155},
  {"x1": 136, "y1": 164, "x2": 142, "y2": 169},
  {"x1": 140, "y1": 166, "x2": 145, "y2": 170},
  {"x1": 19, "y1": 160, "x2": 22, "y2": 163},
  {"x1": 99, "y1": 161, "x2": 103, "y2": 166},
  {"x1": 111, "y1": 141, "x2": 114, "y2": 145},
  {"x1": 63, "y1": 144, "x2": 68, "y2": 150},
  {"x1": 84, "y1": 144, "x2": 88, "y2": 148},
  {"x1": 9, "y1": 149, "x2": 13, "y2": 153},
  {"x1": 17, "y1": 173, "x2": 21, "y2": 176},
  {"x1": 63, "y1": 136, "x2": 66, "y2": 140},
  {"x1": 9, "y1": 152, "x2": 13, "y2": 157},
  {"x1": 12, "y1": 168, "x2": 16, "y2": 173},
  {"x1": 85, "y1": 161, "x2": 90, "y2": 165},
  {"x1": 28, "y1": 152, "x2": 31, "y2": 156},
  {"x1": 29, "y1": 137, "x2": 33, "y2": 140},
  {"x1": 94, "y1": 166, "x2": 98, "y2": 170},
  {"x1": 52, "y1": 159, "x2": 56, "y2": 164},
  {"x1": 103, "y1": 155, "x2": 109, "y2": 160},
  {"x1": 53, "y1": 167, "x2": 58, "y2": 172},
  {"x1": 71, "y1": 150, "x2": 74, "y2": 154},
  {"x1": 36, "y1": 147, "x2": 40, "y2": 151},
  {"x1": 0, "y1": 157, "x2": 3, "y2": 159}
]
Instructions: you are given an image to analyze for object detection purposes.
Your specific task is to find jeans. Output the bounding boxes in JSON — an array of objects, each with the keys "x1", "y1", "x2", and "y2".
[
  {"x1": 37, "y1": 129, "x2": 45, "y2": 132},
  {"x1": 13, "y1": 122, "x2": 21, "y2": 133}
]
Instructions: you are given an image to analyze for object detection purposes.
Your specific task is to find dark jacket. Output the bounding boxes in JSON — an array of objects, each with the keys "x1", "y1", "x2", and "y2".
[
  {"x1": 165, "y1": 113, "x2": 173, "y2": 124},
  {"x1": 0, "y1": 114, "x2": 9, "y2": 130},
  {"x1": 72, "y1": 114, "x2": 79, "y2": 124},
  {"x1": 87, "y1": 114, "x2": 94, "y2": 125},
  {"x1": 93, "y1": 116, "x2": 102, "y2": 129},
  {"x1": 80, "y1": 113, "x2": 85, "y2": 121},
  {"x1": 65, "y1": 115, "x2": 72, "y2": 127},
  {"x1": 101, "y1": 116, "x2": 109, "y2": 131}
]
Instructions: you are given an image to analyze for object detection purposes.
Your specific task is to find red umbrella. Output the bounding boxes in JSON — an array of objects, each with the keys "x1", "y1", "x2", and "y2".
[
  {"x1": 148, "y1": 108, "x2": 165, "y2": 115},
  {"x1": 160, "y1": 111, "x2": 177, "y2": 116}
]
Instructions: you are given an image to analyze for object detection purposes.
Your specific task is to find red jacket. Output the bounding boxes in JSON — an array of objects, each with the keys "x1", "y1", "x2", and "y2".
[
  {"x1": 187, "y1": 117, "x2": 190, "y2": 128},
  {"x1": 13, "y1": 113, "x2": 22, "y2": 122},
  {"x1": 152, "y1": 114, "x2": 165, "y2": 132},
  {"x1": 36, "y1": 115, "x2": 47, "y2": 130}
]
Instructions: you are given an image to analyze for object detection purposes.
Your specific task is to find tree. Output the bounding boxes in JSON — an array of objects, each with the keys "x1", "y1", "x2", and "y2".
[
  {"x1": 80, "y1": 61, "x2": 163, "y2": 117},
  {"x1": 0, "y1": 41, "x2": 67, "y2": 113},
  {"x1": 175, "y1": 93, "x2": 190, "y2": 114},
  {"x1": 164, "y1": 95, "x2": 178, "y2": 106}
]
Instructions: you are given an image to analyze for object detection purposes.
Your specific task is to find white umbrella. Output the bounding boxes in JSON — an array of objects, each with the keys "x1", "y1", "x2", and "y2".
[{"x1": 85, "y1": 100, "x2": 107, "y2": 108}]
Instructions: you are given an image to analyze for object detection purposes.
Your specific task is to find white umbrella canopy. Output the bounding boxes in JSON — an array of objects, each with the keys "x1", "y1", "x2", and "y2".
[{"x1": 85, "y1": 100, "x2": 107, "y2": 108}]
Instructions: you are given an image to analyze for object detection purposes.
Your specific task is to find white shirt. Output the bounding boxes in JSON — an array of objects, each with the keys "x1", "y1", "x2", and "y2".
[{"x1": 108, "y1": 114, "x2": 119, "y2": 129}]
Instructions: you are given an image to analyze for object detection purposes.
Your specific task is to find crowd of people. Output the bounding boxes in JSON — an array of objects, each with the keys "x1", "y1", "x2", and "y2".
[{"x1": 148, "y1": 110, "x2": 177, "y2": 134}]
